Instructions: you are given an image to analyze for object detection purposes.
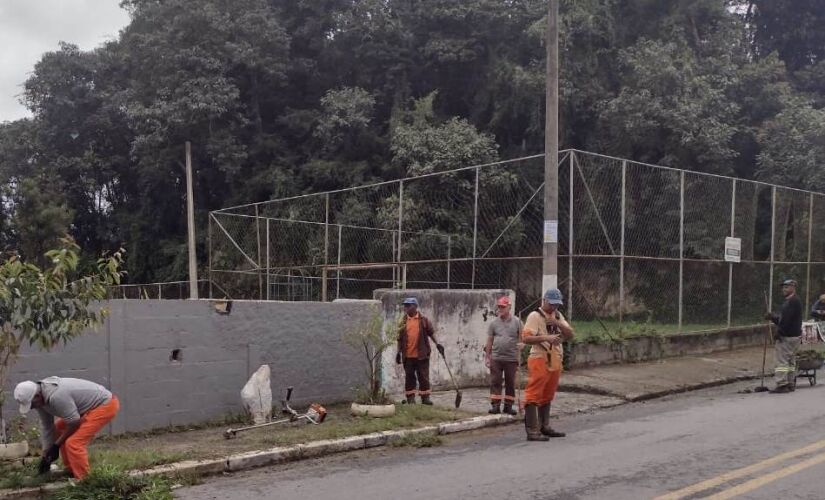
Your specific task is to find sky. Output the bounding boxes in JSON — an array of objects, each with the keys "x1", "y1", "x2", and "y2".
[{"x1": 0, "y1": 0, "x2": 130, "y2": 122}]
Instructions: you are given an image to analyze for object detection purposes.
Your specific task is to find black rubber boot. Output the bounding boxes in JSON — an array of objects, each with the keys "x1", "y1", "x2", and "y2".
[
  {"x1": 502, "y1": 403, "x2": 518, "y2": 416},
  {"x1": 524, "y1": 404, "x2": 549, "y2": 441},
  {"x1": 406, "y1": 395, "x2": 416, "y2": 404},
  {"x1": 488, "y1": 402, "x2": 501, "y2": 414},
  {"x1": 539, "y1": 404, "x2": 565, "y2": 438},
  {"x1": 420, "y1": 395, "x2": 433, "y2": 405}
]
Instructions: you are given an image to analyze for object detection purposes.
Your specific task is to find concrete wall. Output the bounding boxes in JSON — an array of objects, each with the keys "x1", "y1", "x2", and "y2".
[
  {"x1": 375, "y1": 289, "x2": 513, "y2": 394},
  {"x1": 4, "y1": 299, "x2": 377, "y2": 434}
]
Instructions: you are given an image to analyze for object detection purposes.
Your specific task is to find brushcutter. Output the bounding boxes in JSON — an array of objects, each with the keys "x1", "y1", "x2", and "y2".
[{"x1": 224, "y1": 387, "x2": 327, "y2": 439}]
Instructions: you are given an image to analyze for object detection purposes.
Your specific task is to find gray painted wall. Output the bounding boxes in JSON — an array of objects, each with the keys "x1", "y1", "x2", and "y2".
[
  {"x1": 375, "y1": 289, "x2": 513, "y2": 394},
  {"x1": 4, "y1": 299, "x2": 377, "y2": 434}
]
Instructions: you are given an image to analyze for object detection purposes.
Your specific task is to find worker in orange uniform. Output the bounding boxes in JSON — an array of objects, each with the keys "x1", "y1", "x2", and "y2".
[
  {"x1": 521, "y1": 288, "x2": 574, "y2": 441},
  {"x1": 14, "y1": 377, "x2": 120, "y2": 479},
  {"x1": 396, "y1": 297, "x2": 444, "y2": 405}
]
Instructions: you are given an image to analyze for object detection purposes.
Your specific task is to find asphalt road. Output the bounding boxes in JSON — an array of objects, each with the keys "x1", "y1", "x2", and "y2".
[{"x1": 175, "y1": 380, "x2": 825, "y2": 500}]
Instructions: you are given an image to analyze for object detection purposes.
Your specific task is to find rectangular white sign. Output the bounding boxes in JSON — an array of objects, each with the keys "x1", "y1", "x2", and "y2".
[
  {"x1": 724, "y1": 237, "x2": 741, "y2": 263},
  {"x1": 544, "y1": 220, "x2": 558, "y2": 243}
]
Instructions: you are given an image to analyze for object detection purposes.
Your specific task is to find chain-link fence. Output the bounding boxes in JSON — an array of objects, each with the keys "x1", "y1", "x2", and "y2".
[{"x1": 209, "y1": 149, "x2": 825, "y2": 334}]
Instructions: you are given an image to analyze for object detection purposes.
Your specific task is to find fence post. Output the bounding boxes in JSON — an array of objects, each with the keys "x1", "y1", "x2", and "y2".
[
  {"x1": 265, "y1": 218, "x2": 271, "y2": 300},
  {"x1": 769, "y1": 186, "x2": 776, "y2": 310},
  {"x1": 207, "y1": 213, "x2": 213, "y2": 299},
  {"x1": 568, "y1": 151, "x2": 574, "y2": 320},
  {"x1": 806, "y1": 193, "x2": 814, "y2": 309},
  {"x1": 619, "y1": 160, "x2": 626, "y2": 323},
  {"x1": 158, "y1": 284, "x2": 162, "y2": 300},
  {"x1": 322, "y1": 193, "x2": 330, "y2": 301},
  {"x1": 397, "y1": 181, "x2": 404, "y2": 290},
  {"x1": 471, "y1": 167, "x2": 480, "y2": 289},
  {"x1": 337, "y1": 224, "x2": 343, "y2": 299},
  {"x1": 727, "y1": 179, "x2": 736, "y2": 327},
  {"x1": 255, "y1": 205, "x2": 263, "y2": 299},
  {"x1": 446, "y1": 236, "x2": 452, "y2": 290},
  {"x1": 678, "y1": 171, "x2": 685, "y2": 330}
]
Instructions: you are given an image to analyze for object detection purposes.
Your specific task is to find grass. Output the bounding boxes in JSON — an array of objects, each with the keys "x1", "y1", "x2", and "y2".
[
  {"x1": 571, "y1": 320, "x2": 755, "y2": 343},
  {"x1": 1, "y1": 403, "x2": 476, "y2": 493},
  {"x1": 0, "y1": 461, "x2": 51, "y2": 490},
  {"x1": 48, "y1": 465, "x2": 174, "y2": 500},
  {"x1": 390, "y1": 433, "x2": 443, "y2": 448}
]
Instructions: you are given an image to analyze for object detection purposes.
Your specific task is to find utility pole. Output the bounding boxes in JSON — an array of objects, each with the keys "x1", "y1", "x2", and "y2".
[
  {"x1": 542, "y1": 0, "x2": 560, "y2": 293},
  {"x1": 185, "y1": 141, "x2": 199, "y2": 299}
]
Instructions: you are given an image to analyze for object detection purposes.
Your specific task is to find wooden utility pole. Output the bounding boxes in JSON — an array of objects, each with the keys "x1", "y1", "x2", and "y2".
[
  {"x1": 542, "y1": 0, "x2": 560, "y2": 293},
  {"x1": 185, "y1": 141, "x2": 199, "y2": 299}
]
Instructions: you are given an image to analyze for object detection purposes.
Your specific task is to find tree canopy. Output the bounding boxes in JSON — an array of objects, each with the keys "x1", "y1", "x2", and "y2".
[{"x1": 0, "y1": 0, "x2": 823, "y2": 283}]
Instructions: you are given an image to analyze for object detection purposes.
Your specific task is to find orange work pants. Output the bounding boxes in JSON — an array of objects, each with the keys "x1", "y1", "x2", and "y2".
[
  {"x1": 524, "y1": 358, "x2": 560, "y2": 406},
  {"x1": 54, "y1": 396, "x2": 120, "y2": 479}
]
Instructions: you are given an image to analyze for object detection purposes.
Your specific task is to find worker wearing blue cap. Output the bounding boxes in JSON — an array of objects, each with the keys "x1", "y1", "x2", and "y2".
[
  {"x1": 396, "y1": 297, "x2": 444, "y2": 405},
  {"x1": 521, "y1": 288, "x2": 574, "y2": 441},
  {"x1": 764, "y1": 278, "x2": 803, "y2": 393}
]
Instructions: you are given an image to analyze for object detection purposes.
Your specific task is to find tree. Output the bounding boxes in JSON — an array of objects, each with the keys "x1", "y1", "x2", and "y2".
[{"x1": 0, "y1": 239, "x2": 123, "y2": 444}]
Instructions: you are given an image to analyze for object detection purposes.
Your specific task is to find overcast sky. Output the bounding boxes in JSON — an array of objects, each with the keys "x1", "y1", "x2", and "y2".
[{"x1": 0, "y1": 0, "x2": 130, "y2": 123}]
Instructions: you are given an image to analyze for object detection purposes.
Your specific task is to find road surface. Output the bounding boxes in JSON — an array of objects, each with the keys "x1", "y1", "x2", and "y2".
[{"x1": 175, "y1": 380, "x2": 825, "y2": 499}]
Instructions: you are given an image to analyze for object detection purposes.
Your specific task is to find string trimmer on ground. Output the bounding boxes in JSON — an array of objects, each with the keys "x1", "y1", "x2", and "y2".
[{"x1": 224, "y1": 387, "x2": 327, "y2": 439}]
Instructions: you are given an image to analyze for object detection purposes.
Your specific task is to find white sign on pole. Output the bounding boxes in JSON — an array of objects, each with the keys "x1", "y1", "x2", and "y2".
[
  {"x1": 724, "y1": 237, "x2": 741, "y2": 263},
  {"x1": 544, "y1": 220, "x2": 558, "y2": 243}
]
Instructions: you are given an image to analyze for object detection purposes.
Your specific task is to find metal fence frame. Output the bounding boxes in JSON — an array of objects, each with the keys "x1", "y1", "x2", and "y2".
[{"x1": 207, "y1": 149, "x2": 825, "y2": 331}]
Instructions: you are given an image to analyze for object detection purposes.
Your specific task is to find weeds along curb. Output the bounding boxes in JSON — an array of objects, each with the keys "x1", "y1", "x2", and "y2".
[{"x1": 0, "y1": 415, "x2": 517, "y2": 500}]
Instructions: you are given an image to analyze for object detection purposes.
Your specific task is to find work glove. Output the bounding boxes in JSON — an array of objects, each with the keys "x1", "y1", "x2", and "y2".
[
  {"x1": 436, "y1": 343, "x2": 445, "y2": 356},
  {"x1": 395, "y1": 352, "x2": 402, "y2": 364},
  {"x1": 37, "y1": 444, "x2": 60, "y2": 475}
]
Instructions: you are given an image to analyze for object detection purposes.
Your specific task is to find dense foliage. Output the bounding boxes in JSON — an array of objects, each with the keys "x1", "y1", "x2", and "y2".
[{"x1": 0, "y1": 0, "x2": 823, "y2": 283}]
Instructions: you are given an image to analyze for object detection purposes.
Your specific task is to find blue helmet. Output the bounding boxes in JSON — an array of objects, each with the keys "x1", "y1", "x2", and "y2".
[{"x1": 543, "y1": 288, "x2": 563, "y2": 305}]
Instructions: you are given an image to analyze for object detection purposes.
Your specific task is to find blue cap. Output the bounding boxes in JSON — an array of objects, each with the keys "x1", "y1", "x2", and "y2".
[
  {"x1": 402, "y1": 297, "x2": 418, "y2": 306},
  {"x1": 543, "y1": 288, "x2": 563, "y2": 305}
]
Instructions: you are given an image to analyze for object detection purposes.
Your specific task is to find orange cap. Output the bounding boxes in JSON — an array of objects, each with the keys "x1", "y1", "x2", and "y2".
[{"x1": 496, "y1": 296, "x2": 511, "y2": 307}]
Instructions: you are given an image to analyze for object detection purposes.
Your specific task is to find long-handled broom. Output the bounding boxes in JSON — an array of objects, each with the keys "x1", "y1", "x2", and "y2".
[{"x1": 439, "y1": 349, "x2": 463, "y2": 408}]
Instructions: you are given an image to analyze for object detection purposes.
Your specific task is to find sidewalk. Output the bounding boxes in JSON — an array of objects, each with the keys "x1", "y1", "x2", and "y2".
[{"x1": 430, "y1": 345, "x2": 767, "y2": 412}]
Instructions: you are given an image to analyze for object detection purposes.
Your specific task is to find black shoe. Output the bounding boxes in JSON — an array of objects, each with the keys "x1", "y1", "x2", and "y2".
[
  {"x1": 406, "y1": 396, "x2": 416, "y2": 404},
  {"x1": 420, "y1": 395, "x2": 433, "y2": 405},
  {"x1": 488, "y1": 404, "x2": 501, "y2": 414},
  {"x1": 541, "y1": 427, "x2": 566, "y2": 438},
  {"x1": 502, "y1": 404, "x2": 518, "y2": 416}
]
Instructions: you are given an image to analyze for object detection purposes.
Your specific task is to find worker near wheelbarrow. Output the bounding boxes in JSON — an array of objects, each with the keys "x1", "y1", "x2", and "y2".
[
  {"x1": 13, "y1": 377, "x2": 120, "y2": 479},
  {"x1": 483, "y1": 296, "x2": 522, "y2": 415},
  {"x1": 396, "y1": 297, "x2": 444, "y2": 405},
  {"x1": 764, "y1": 278, "x2": 803, "y2": 393},
  {"x1": 522, "y1": 288, "x2": 574, "y2": 441}
]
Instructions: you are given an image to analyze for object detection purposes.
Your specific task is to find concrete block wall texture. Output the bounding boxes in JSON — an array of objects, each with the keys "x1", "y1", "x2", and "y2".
[
  {"x1": 3, "y1": 299, "x2": 377, "y2": 434},
  {"x1": 375, "y1": 289, "x2": 514, "y2": 395}
]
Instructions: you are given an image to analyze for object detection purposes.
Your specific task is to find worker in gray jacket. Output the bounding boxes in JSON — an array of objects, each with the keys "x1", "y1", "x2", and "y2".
[
  {"x1": 14, "y1": 377, "x2": 120, "y2": 478},
  {"x1": 484, "y1": 296, "x2": 523, "y2": 415}
]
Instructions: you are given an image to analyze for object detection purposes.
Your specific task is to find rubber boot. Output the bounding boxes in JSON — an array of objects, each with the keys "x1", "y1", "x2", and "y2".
[
  {"x1": 539, "y1": 404, "x2": 565, "y2": 438},
  {"x1": 502, "y1": 402, "x2": 518, "y2": 416},
  {"x1": 524, "y1": 404, "x2": 549, "y2": 441},
  {"x1": 488, "y1": 402, "x2": 501, "y2": 414},
  {"x1": 420, "y1": 395, "x2": 433, "y2": 405},
  {"x1": 406, "y1": 395, "x2": 416, "y2": 404}
]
